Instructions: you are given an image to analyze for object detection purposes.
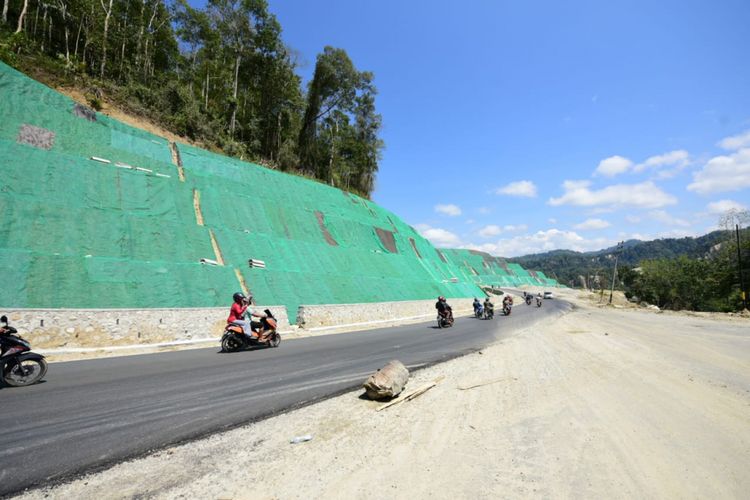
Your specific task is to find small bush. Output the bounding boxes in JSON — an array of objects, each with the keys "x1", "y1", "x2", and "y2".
[{"x1": 88, "y1": 97, "x2": 102, "y2": 111}]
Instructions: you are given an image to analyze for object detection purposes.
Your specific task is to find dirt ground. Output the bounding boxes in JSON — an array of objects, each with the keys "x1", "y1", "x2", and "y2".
[
  {"x1": 56, "y1": 86, "x2": 191, "y2": 145},
  {"x1": 18, "y1": 292, "x2": 750, "y2": 499}
]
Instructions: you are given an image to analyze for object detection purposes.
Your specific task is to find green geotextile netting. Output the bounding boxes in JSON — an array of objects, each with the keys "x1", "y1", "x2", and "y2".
[
  {"x1": 440, "y1": 249, "x2": 560, "y2": 289},
  {"x1": 177, "y1": 144, "x2": 482, "y2": 320},
  {"x1": 0, "y1": 63, "x2": 174, "y2": 174},
  {"x1": 0, "y1": 62, "x2": 487, "y2": 321},
  {"x1": 0, "y1": 61, "x2": 553, "y2": 322}
]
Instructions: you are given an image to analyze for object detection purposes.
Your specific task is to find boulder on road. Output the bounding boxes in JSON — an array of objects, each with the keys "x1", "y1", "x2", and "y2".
[{"x1": 363, "y1": 360, "x2": 409, "y2": 400}]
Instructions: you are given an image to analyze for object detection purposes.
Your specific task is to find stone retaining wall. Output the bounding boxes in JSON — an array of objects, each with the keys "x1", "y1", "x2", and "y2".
[
  {"x1": 1, "y1": 306, "x2": 290, "y2": 349},
  {"x1": 296, "y1": 298, "x2": 477, "y2": 330},
  {"x1": 2, "y1": 297, "x2": 485, "y2": 350}
]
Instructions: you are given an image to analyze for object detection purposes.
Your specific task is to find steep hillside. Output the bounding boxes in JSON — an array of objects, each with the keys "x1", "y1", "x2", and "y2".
[
  {"x1": 0, "y1": 62, "x2": 491, "y2": 321},
  {"x1": 0, "y1": 63, "x2": 560, "y2": 322}
]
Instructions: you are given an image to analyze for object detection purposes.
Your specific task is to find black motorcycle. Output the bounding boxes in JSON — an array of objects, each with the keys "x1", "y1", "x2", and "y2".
[
  {"x1": 437, "y1": 310, "x2": 454, "y2": 328},
  {"x1": 221, "y1": 309, "x2": 281, "y2": 352},
  {"x1": 483, "y1": 305, "x2": 494, "y2": 320},
  {"x1": 1, "y1": 315, "x2": 48, "y2": 387},
  {"x1": 525, "y1": 295, "x2": 532, "y2": 305}
]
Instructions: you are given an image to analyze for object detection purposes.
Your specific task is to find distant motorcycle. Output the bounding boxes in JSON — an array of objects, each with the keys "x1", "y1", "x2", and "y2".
[
  {"x1": 502, "y1": 303, "x2": 512, "y2": 316},
  {"x1": 536, "y1": 297, "x2": 542, "y2": 307},
  {"x1": 525, "y1": 295, "x2": 532, "y2": 306},
  {"x1": 1, "y1": 315, "x2": 48, "y2": 387},
  {"x1": 221, "y1": 309, "x2": 281, "y2": 352}
]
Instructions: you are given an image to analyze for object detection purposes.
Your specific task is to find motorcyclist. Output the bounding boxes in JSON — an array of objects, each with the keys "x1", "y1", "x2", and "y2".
[
  {"x1": 435, "y1": 296, "x2": 453, "y2": 321},
  {"x1": 483, "y1": 297, "x2": 494, "y2": 315},
  {"x1": 227, "y1": 292, "x2": 267, "y2": 340},
  {"x1": 472, "y1": 297, "x2": 483, "y2": 316},
  {"x1": 503, "y1": 294, "x2": 514, "y2": 307}
]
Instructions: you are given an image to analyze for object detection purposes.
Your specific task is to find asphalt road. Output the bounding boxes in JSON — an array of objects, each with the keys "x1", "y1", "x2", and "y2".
[{"x1": 0, "y1": 298, "x2": 569, "y2": 497}]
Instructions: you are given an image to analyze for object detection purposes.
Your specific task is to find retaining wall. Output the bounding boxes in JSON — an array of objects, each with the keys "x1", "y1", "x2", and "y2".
[
  {"x1": 2, "y1": 306, "x2": 290, "y2": 349},
  {"x1": 2, "y1": 296, "x2": 484, "y2": 350},
  {"x1": 296, "y1": 298, "x2": 477, "y2": 331}
]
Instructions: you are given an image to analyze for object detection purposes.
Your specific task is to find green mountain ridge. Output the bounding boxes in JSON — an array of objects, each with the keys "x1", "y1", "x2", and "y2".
[{"x1": 508, "y1": 229, "x2": 750, "y2": 287}]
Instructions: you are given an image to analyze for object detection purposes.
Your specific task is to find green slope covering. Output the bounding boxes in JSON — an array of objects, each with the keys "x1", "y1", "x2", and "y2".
[
  {"x1": 1, "y1": 62, "x2": 504, "y2": 321},
  {"x1": 440, "y1": 249, "x2": 560, "y2": 289}
]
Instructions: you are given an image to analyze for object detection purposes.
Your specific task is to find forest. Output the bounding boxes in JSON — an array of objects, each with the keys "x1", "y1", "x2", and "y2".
[{"x1": 0, "y1": 0, "x2": 383, "y2": 197}]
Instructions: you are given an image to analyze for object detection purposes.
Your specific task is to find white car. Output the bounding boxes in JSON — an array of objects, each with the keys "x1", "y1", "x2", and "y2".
[{"x1": 543, "y1": 291, "x2": 554, "y2": 299}]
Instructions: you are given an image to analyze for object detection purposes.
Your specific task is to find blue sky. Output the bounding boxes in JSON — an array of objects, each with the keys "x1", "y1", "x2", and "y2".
[{"x1": 223, "y1": 0, "x2": 750, "y2": 256}]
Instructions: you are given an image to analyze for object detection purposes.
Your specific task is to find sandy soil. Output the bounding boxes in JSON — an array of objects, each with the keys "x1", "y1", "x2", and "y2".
[
  {"x1": 56, "y1": 86, "x2": 192, "y2": 145},
  {"x1": 18, "y1": 294, "x2": 750, "y2": 499}
]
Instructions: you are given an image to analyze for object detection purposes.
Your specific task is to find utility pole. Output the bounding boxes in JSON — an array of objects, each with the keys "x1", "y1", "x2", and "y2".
[
  {"x1": 609, "y1": 241, "x2": 624, "y2": 305},
  {"x1": 737, "y1": 224, "x2": 747, "y2": 310}
]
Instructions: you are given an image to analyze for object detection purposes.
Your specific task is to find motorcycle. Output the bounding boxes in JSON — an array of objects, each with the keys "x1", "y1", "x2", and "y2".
[
  {"x1": 221, "y1": 309, "x2": 281, "y2": 352},
  {"x1": 437, "y1": 310, "x2": 454, "y2": 328},
  {"x1": 474, "y1": 304, "x2": 484, "y2": 318},
  {"x1": 483, "y1": 305, "x2": 494, "y2": 320},
  {"x1": 525, "y1": 295, "x2": 532, "y2": 306},
  {"x1": 536, "y1": 297, "x2": 542, "y2": 307},
  {"x1": 1, "y1": 315, "x2": 48, "y2": 387},
  {"x1": 502, "y1": 302, "x2": 512, "y2": 316}
]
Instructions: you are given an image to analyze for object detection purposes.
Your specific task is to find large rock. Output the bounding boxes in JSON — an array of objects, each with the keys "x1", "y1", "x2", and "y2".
[{"x1": 363, "y1": 360, "x2": 409, "y2": 400}]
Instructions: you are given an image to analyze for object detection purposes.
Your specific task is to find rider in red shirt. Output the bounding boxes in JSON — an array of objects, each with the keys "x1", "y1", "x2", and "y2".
[{"x1": 227, "y1": 292, "x2": 266, "y2": 338}]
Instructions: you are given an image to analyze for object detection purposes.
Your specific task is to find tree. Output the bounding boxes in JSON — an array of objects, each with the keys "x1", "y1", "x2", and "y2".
[
  {"x1": 297, "y1": 46, "x2": 382, "y2": 193},
  {"x1": 16, "y1": 0, "x2": 29, "y2": 33},
  {"x1": 207, "y1": 0, "x2": 272, "y2": 136},
  {"x1": 99, "y1": 0, "x2": 114, "y2": 78}
]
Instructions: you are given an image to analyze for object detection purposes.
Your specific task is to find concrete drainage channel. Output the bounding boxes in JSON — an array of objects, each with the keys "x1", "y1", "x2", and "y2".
[{"x1": 4, "y1": 298, "x2": 478, "y2": 359}]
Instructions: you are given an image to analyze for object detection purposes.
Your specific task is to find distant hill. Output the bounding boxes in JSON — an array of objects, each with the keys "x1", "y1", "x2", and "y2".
[{"x1": 508, "y1": 229, "x2": 749, "y2": 287}]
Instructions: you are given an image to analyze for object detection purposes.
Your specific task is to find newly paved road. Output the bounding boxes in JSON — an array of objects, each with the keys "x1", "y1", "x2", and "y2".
[{"x1": 0, "y1": 298, "x2": 569, "y2": 497}]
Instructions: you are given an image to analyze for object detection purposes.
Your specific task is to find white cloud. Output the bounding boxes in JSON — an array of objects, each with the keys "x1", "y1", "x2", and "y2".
[
  {"x1": 434, "y1": 204, "x2": 462, "y2": 216},
  {"x1": 648, "y1": 210, "x2": 691, "y2": 227},
  {"x1": 625, "y1": 215, "x2": 641, "y2": 223},
  {"x1": 503, "y1": 224, "x2": 528, "y2": 232},
  {"x1": 633, "y1": 150, "x2": 690, "y2": 179},
  {"x1": 478, "y1": 225, "x2": 502, "y2": 238},
  {"x1": 594, "y1": 155, "x2": 633, "y2": 177},
  {"x1": 548, "y1": 218, "x2": 557, "y2": 224},
  {"x1": 467, "y1": 229, "x2": 611, "y2": 257},
  {"x1": 477, "y1": 207, "x2": 491, "y2": 215},
  {"x1": 687, "y1": 148, "x2": 750, "y2": 194},
  {"x1": 587, "y1": 206, "x2": 616, "y2": 215},
  {"x1": 633, "y1": 150, "x2": 689, "y2": 171},
  {"x1": 706, "y1": 199, "x2": 749, "y2": 214},
  {"x1": 414, "y1": 224, "x2": 461, "y2": 247},
  {"x1": 718, "y1": 129, "x2": 750, "y2": 150},
  {"x1": 573, "y1": 218, "x2": 611, "y2": 230},
  {"x1": 548, "y1": 180, "x2": 677, "y2": 208},
  {"x1": 495, "y1": 180, "x2": 537, "y2": 198}
]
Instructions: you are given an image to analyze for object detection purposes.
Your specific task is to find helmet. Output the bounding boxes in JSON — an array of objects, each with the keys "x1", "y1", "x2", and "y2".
[
  {"x1": 233, "y1": 292, "x2": 245, "y2": 303},
  {"x1": 438, "y1": 296, "x2": 445, "y2": 302}
]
